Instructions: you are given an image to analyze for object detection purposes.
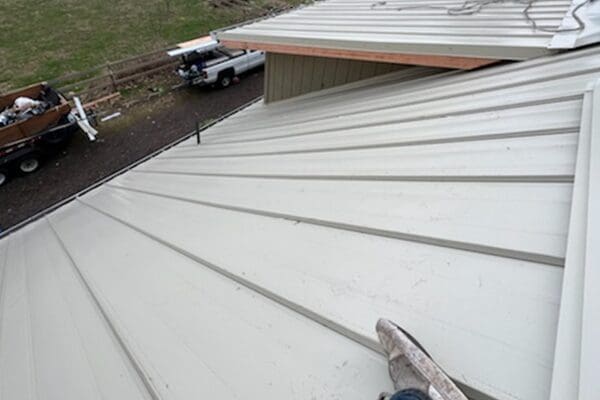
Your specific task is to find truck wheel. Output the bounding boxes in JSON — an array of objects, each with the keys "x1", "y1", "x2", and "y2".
[
  {"x1": 0, "y1": 170, "x2": 7, "y2": 186},
  {"x1": 218, "y1": 70, "x2": 235, "y2": 88},
  {"x1": 18, "y1": 156, "x2": 41, "y2": 174},
  {"x1": 219, "y1": 75, "x2": 232, "y2": 88}
]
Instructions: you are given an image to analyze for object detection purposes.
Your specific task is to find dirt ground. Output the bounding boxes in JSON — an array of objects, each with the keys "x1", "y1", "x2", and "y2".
[{"x1": 0, "y1": 71, "x2": 264, "y2": 231}]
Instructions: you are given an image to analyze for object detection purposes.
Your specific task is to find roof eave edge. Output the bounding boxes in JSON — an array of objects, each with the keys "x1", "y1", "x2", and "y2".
[{"x1": 549, "y1": 77, "x2": 600, "y2": 400}]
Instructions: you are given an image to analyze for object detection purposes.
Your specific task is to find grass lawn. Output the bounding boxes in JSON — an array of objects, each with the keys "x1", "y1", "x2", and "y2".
[{"x1": 0, "y1": 0, "x2": 301, "y2": 90}]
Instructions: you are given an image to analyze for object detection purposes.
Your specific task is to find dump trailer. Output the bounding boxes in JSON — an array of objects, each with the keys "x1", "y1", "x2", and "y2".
[{"x1": 0, "y1": 83, "x2": 96, "y2": 186}]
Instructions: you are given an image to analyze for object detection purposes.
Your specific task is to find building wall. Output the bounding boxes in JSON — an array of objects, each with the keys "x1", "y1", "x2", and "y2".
[{"x1": 264, "y1": 53, "x2": 408, "y2": 103}]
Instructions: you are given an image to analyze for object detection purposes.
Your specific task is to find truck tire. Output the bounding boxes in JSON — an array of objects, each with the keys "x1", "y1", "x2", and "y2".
[
  {"x1": 18, "y1": 154, "x2": 41, "y2": 174},
  {"x1": 218, "y1": 69, "x2": 235, "y2": 88}
]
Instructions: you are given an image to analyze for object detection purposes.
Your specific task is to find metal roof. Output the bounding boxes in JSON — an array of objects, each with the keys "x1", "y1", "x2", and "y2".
[
  {"x1": 218, "y1": 0, "x2": 600, "y2": 60},
  {"x1": 167, "y1": 36, "x2": 219, "y2": 57},
  {"x1": 1, "y1": 45, "x2": 600, "y2": 400}
]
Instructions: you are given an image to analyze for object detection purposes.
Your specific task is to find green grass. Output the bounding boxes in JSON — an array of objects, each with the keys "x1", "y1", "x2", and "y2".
[{"x1": 0, "y1": 0, "x2": 301, "y2": 90}]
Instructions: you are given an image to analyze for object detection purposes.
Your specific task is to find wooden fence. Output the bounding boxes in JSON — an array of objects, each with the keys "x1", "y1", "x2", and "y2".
[
  {"x1": 48, "y1": 47, "x2": 179, "y2": 101},
  {"x1": 19, "y1": 3, "x2": 299, "y2": 102}
]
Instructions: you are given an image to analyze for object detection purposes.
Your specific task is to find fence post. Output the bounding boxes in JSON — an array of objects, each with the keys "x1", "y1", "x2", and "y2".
[{"x1": 107, "y1": 63, "x2": 117, "y2": 92}]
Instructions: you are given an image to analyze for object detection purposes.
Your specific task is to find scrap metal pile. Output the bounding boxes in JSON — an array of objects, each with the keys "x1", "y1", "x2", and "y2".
[{"x1": 0, "y1": 96, "x2": 51, "y2": 127}]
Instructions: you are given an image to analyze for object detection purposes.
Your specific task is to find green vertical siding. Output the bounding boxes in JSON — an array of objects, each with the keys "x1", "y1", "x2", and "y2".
[{"x1": 264, "y1": 53, "x2": 407, "y2": 103}]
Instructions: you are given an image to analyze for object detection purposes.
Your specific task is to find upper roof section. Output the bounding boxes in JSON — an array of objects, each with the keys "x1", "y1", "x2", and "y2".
[{"x1": 218, "y1": 0, "x2": 600, "y2": 68}]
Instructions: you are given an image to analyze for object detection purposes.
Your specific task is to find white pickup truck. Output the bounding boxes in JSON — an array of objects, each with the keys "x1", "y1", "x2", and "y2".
[{"x1": 168, "y1": 36, "x2": 265, "y2": 88}]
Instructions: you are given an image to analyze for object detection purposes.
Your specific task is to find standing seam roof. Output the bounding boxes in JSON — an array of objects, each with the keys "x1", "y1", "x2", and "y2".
[
  {"x1": 218, "y1": 0, "x2": 600, "y2": 60},
  {"x1": 1, "y1": 45, "x2": 600, "y2": 400}
]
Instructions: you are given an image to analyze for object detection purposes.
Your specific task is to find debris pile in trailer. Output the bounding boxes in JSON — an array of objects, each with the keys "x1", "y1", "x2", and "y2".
[
  {"x1": 0, "y1": 95, "x2": 57, "y2": 127},
  {"x1": 0, "y1": 84, "x2": 71, "y2": 147}
]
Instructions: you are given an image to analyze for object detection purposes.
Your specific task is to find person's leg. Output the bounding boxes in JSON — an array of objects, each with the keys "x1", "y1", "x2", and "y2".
[{"x1": 389, "y1": 389, "x2": 431, "y2": 400}]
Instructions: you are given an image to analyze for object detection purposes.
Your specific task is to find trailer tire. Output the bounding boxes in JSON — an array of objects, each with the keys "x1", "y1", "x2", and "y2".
[
  {"x1": 0, "y1": 170, "x2": 7, "y2": 187},
  {"x1": 18, "y1": 154, "x2": 41, "y2": 174},
  {"x1": 43, "y1": 129, "x2": 74, "y2": 146},
  {"x1": 218, "y1": 69, "x2": 235, "y2": 88}
]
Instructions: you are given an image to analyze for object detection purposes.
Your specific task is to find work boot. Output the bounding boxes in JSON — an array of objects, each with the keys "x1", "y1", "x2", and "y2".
[{"x1": 390, "y1": 389, "x2": 431, "y2": 400}]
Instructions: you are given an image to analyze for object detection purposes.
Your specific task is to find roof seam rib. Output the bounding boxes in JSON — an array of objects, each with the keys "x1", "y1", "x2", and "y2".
[
  {"x1": 104, "y1": 183, "x2": 565, "y2": 266},
  {"x1": 130, "y1": 170, "x2": 576, "y2": 183},
  {"x1": 45, "y1": 218, "x2": 162, "y2": 400},
  {"x1": 22, "y1": 236, "x2": 41, "y2": 400},
  {"x1": 237, "y1": 28, "x2": 555, "y2": 39},
  {"x1": 160, "y1": 127, "x2": 579, "y2": 159}
]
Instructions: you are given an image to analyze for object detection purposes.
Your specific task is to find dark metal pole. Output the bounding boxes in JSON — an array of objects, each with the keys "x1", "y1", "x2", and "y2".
[{"x1": 196, "y1": 120, "x2": 201, "y2": 144}]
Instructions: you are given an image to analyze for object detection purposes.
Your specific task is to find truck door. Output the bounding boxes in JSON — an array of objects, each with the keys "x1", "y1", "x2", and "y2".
[
  {"x1": 247, "y1": 50, "x2": 265, "y2": 70},
  {"x1": 241, "y1": 50, "x2": 251, "y2": 74}
]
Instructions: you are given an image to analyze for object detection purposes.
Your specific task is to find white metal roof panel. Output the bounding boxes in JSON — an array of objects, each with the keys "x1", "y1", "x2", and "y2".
[
  {"x1": 0, "y1": 223, "x2": 153, "y2": 400},
  {"x1": 218, "y1": 0, "x2": 600, "y2": 60},
  {"x1": 1, "y1": 45, "x2": 600, "y2": 400},
  {"x1": 78, "y1": 184, "x2": 562, "y2": 400},
  {"x1": 1, "y1": 210, "x2": 392, "y2": 400},
  {"x1": 167, "y1": 36, "x2": 219, "y2": 57}
]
